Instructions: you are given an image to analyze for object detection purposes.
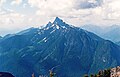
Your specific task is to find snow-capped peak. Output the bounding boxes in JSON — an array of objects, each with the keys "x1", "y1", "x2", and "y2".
[
  {"x1": 44, "y1": 17, "x2": 70, "y2": 30},
  {"x1": 53, "y1": 17, "x2": 63, "y2": 24},
  {"x1": 53, "y1": 17, "x2": 70, "y2": 28}
]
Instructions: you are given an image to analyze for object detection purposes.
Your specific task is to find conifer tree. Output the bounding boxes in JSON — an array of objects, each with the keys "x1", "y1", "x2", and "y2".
[
  {"x1": 32, "y1": 73, "x2": 35, "y2": 77},
  {"x1": 90, "y1": 74, "x2": 94, "y2": 77},
  {"x1": 49, "y1": 70, "x2": 54, "y2": 77},
  {"x1": 84, "y1": 74, "x2": 89, "y2": 77}
]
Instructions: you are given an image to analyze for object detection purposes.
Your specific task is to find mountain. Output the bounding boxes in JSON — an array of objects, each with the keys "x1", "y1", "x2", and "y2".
[
  {"x1": 0, "y1": 36, "x2": 2, "y2": 42},
  {"x1": 0, "y1": 17, "x2": 120, "y2": 77},
  {"x1": 81, "y1": 25, "x2": 104, "y2": 36},
  {"x1": 81, "y1": 25, "x2": 120, "y2": 42},
  {"x1": 116, "y1": 42, "x2": 120, "y2": 46},
  {"x1": 103, "y1": 25, "x2": 120, "y2": 42},
  {"x1": 0, "y1": 36, "x2": 2, "y2": 39}
]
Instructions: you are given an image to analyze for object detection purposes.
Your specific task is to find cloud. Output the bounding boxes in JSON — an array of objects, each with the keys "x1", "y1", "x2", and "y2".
[
  {"x1": 97, "y1": 0, "x2": 120, "y2": 20},
  {"x1": 74, "y1": 0, "x2": 103, "y2": 9},
  {"x1": 0, "y1": 0, "x2": 6, "y2": 6},
  {"x1": 27, "y1": 0, "x2": 120, "y2": 23},
  {"x1": 11, "y1": 0, "x2": 22, "y2": 5},
  {"x1": 0, "y1": 8, "x2": 26, "y2": 35},
  {"x1": 0, "y1": 0, "x2": 120, "y2": 35},
  {"x1": 0, "y1": 8, "x2": 24, "y2": 24},
  {"x1": 28, "y1": 0, "x2": 73, "y2": 13},
  {"x1": 27, "y1": 0, "x2": 96, "y2": 18},
  {"x1": 26, "y1": 0, "x2": 102, "y2": 25}
]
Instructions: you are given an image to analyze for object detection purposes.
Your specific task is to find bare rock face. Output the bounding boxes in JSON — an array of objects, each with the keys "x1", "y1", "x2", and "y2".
[{"x1": 110, "y1": 66, "x2": 120, "y2": 77}]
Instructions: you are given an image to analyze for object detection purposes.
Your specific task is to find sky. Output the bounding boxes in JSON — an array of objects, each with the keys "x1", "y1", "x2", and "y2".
[{"x1": 0, "y1": 0, "x2": 120, "y2": 36}]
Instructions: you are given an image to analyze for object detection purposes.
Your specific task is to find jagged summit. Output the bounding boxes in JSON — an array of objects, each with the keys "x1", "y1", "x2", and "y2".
[
  {"x1": 52, "y1": 17, "x2": 70, "y2": 28},
  {"x1": 53, "y1": 17, "x2": 63, "y2": 23},
  {"x1": 44, "y1": 17, "x2": 70, "y2": 30},
  {"x1": 53, "y1": 17, "x2": 65, "y2": 26}
]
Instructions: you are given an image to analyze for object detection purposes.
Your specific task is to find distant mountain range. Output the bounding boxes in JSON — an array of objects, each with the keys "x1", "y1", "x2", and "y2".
[
  {"x1": 0, "y1": 36, "x2": 2, "y2": 42},
  {"x1": 116, "y1": 42, "x2": 120, "y2": 46},
  {"x1": 0, "y1": 36, "x2": 2, "y2": 39},
  {"x1": 0, "y1": 17, "x2": 120, "y2": 77},
  {"x1": 81, "y1": 25, "x2": 104, "y2": 36},
  {"x1": 81, "y1": 25, "x2": 120, "y2": 43}
]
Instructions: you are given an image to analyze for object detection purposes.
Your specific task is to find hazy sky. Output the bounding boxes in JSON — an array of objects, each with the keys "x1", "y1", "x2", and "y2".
[{"x1": 0, "y1": 0, "x2": 120, "y2": 36}]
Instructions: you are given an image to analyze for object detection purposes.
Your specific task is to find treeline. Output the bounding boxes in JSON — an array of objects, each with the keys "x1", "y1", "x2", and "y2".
[
  {"x1": 31, "y1": 69, "x2": 111, "y2": 77},
  {"x1": 84, "y1": 69, "x2": 110, "y2": 77},
  {"x1": 32, "y1": 70, "x2": 56, "y2": 77}
]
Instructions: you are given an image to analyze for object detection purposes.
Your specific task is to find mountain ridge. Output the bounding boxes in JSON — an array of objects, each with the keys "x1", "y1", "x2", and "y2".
[
  {"x1": 0, "y1": 17, "x2": 120, "y2": 77},
  {"x1": 81, "y1": 24, "x2": 120, "y2": 42}
]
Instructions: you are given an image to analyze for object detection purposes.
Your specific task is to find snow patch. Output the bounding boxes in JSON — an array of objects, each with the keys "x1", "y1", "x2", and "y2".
[
  {"x1": 41, "y1": 37, "x2": 48, "y2": 42},
  {"x1": 43, "y1": 37, "x2": 47, "y2": 40},
  {"x1": 38, "y1": 32, "x2": 42, "y2": 35},
  {"x1": 46, "y1": 26, "x2": 49, "y2": 30},
  {"x1": 102, "y1": 57, "x2": 106, "y2": 62},
  {"x1": 56, "y1": 25, "x2": 60, "y2": 29},
  {"x1": 40, "y1": 52, "x2": 53, "y2": 63},
  {"x1": 51, "y1": 24, "x2": 54, "y2": 27},
  {"x1": 50, "y1": 29, "x2": 56, "y2": 34},
  {"x1": 61, "y1": 26, "x2": 66, "y2": 29},
  {"x1": 44, "y1": 39, "x2": 47, "y2": 42},
  {"x1": 21, "y1": 54, "x2": 26, "y2": 57},
  {"x1": 64, "y1": 42, "x2": 67, "y2": 46},
  {"x1": 33, "y1": 52, "x2": 40, "y2": 56}
]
